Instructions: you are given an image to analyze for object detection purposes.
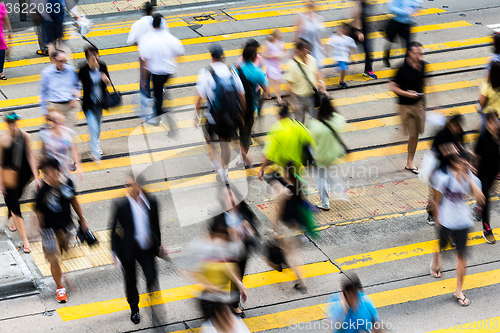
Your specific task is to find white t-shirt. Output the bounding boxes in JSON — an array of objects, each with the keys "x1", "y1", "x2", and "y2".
[
  {"x1": 201, "y1": 316, "x2": 251, "y2": 333},
  {"x1": 139, "y1": 29, "x2": 185, "y2": 75},
  {"x1": 196, "y1": 62, "x2": 244, "y2": 124},
  {"x1": 326, "y1": 34, "x2": 356, "y2": 62},
  {"x1": 432, "y1": 169, "x2": 481, "y2": 230},
  {"x1": 127, "y1": 15, "x2": 169, "y2": 49}
]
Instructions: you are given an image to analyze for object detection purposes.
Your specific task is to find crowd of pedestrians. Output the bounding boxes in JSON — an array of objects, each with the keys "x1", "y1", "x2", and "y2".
[{"x1": 1, "y1": 0, "x2": 500, "y2": 331}]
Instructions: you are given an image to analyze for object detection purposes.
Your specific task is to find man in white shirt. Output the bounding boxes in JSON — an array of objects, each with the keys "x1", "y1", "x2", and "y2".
[
  {"x1": 111, "y1": 175, "x2": 161, "y2": 324},
  {"x1": 195, "y1": 44, "x2": 245, "y2": 183},
  {"x1": 140, "y1": 13, "x2": 184, "y2": 126},
  {"x1": 127, "y1": 2, "x2": 169, "y2": 102}
]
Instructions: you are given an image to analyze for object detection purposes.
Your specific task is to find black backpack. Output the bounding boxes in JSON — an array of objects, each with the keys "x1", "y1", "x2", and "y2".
[
  {"x1": 208, "y1": 68, "x2": 243, "y2": 129},
  {"x1": 236, "y1": 66, "x2": 254, "y2": 112}
]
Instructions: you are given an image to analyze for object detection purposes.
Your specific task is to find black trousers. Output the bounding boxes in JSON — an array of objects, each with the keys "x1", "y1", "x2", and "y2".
[
  {"x1": 479, "y1": 172, "x2": 496, "y2": 231},
  {"x1": 385, "y1": 19, "x2": 411, "y2": 49},
  {"x1": 354, "y1": 31, "x2": 373, "y2": 72},
  {"x1": 123, "y1": 244, "x2": 158, "y2": 312},
  {"x1": 152, "y1": 74, "x2": 171, "y2": 117},
  {"x1": 230, "y1": 251, "x2": 248, "y2": 309}
]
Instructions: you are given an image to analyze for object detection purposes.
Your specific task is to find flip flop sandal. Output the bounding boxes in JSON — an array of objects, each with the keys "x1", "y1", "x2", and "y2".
[
  {"x1": 0, "y1": 73, "x2": 6, "y2": 80},
  {"x1": 23, "y1": 246, "x2": 31, "y2": 254},
  {"x1": 454, "y1": 294, "x2": 471, "y2": 307},
  {"x1": 231, "y1": 307, "x2": 245, "y2": 318},
  {"x1": 405, "y1": 167, "x2": 419, "y2": 174},
  {"x1": 7, "y1": 224, "x2": 17, "y2": 232},
  {"x1": 294, "y1": 283, "x2": 308, "y2": 294},
  {"x1": 430, "y1": 265, "x2": 441, "y2": 278}
]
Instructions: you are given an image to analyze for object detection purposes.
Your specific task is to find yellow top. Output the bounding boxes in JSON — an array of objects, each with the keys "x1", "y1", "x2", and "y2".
[
  {"x1": 481, "y1": 80, "x2": 500, "y2": 113},
  {"x1": 284, "y1": 55, "x2": 318, "y2": 97}
]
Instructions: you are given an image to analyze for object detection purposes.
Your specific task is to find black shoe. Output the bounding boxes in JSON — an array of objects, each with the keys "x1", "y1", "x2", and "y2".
[
  {"x1": 427, "y1": 213, "x2": 435, "y2": 226},
  {"x1": 383, "y1": 50, "x2": 391, "y2": 68},
  {"x1": 130, "y1": 310, "x2": 140, "y2": 324}
]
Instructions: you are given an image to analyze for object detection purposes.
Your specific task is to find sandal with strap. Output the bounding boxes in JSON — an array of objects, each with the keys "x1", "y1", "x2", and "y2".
[
  {"x1": 0, "y1": 73, "x2": 6, "y2": 80},
  {"x1": 454, "y1": 294, "x2": 471, "y2": 307},
  {"x1": 430, "y1": 265, "x2": 441, "y2": 278}
]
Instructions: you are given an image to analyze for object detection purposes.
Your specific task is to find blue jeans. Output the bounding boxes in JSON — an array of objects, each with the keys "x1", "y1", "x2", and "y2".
[
  {"x1": 0, "y1": 49, "x2": 5, "y2": 73},
  {"x1": 85, "y1": 106, "x2": 103, "y2": 158}
]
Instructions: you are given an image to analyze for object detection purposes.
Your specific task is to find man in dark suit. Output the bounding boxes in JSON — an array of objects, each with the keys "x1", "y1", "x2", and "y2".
[{"x1": 111, "y1": 175, "x2": 161, "y2": 324}]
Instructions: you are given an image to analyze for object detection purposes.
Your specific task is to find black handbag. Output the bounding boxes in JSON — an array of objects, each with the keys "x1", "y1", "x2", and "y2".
[
  {"x1": 77, "y1": 227, "x2": 98, "y2": 246},
  {"x1": 107, "y1": 78, "x2": 122, "y2": 108},
  {"x1": 294, "y1": 58, "x2": 322, "y2": 108}
]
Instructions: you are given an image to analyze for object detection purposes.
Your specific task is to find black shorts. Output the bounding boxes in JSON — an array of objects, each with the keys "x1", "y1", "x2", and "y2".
[
  {"x1": 203, "y1": 122, "x2": 235, "y2": 142},
  {"x1": 385, "y1": 19, "x2": 411, "y2": 45},
  {"x1": 42, "y1": 16, "x2": 64, "y2": 44},
  {"x1": 439, "y1": 226, "x2": 469, "y2": 257},
  {"x1": 4, "y1": 188, "x2": 22, "y2": 218}
]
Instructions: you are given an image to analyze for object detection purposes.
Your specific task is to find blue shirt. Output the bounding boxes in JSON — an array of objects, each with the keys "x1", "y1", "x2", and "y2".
[
  {"x1": 328, "y1": 291, "x2": 380, "y2": 333},
  {"x1": 387, "y1": 0, "x2": 422, "y2": 25},
  {"x1": 239, "y1": 61, "x2": 268, "y2": 112},
  {"x1": 40, "y1": 64, "x2": 80, "y2": 115}
]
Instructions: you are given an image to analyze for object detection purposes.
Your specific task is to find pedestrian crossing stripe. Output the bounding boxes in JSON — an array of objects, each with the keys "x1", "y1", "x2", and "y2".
[
  {"x1": 3, "y1": 6, "x2": 444, "y2": 66},
  {"x1": 55, "y1": 263, "x2": 500, "y2": 323},
  {"x1": 0, "y1": 131, "x2": 480, "y2": 219},
  {"x1": 0, "y1": 56, "x2": 486, "y2": 110},
  {"x1": 487, "y1": 23, "x2": 500, "y2": 32}
]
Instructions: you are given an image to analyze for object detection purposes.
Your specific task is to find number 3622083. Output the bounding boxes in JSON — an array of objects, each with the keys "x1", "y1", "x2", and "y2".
[{"x1": 5, "y1": 2, "x2": 62, "y2": 14}]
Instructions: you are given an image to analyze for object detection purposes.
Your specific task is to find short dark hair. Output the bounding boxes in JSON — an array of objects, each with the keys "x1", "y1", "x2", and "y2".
[
  {"x1": 143, "y1": 1, "x2": 154, "y2": 15},
  {"x1": 242, "y1": 45, "x2": 257, "y2": 61},
  {"x1": 448, "y1": 114, "x2": 464, "y2": 126},
  {"x1": 295, "y1": 38, "x2": 312, "y2": 51},
  {"x1": 209, "y1": 217, "x2": 229, "y2": 236},
  {"x1": 408, "y1": 41, "x2": 423, "y2": 53},
  {"x1": 152, "y1": 13, "x2": 162, "y2": 28},
  {"x1": 341, "y1": 274, "x2": 362, "y2": 293},
  {"x1": 51, "y1": 49, "x2": 65, "y2": 60},
  {"x1": 41, "y1": 156, "x2": 60, "y2": 172},
  {"x1": 489, "y1": 61, "x2": 500, "y2": 90},
  {"x1": 5, "y1": 112, "x2": 21, "y2": 124},
  {"x1": 245, "y1": 38, "x2": 260, "y2": 49},
  {"x1": 318, "y1": 95, "x2": 336, "y2": 121},
  {"x1": 84, "y1": 45, "x2": 99, "y2": 59},
  {"x1": 340, "y1": 22, "x2": 351, "y2": 34},
  {"x1": 278, "y1": 103, "x2": 290, "y2": 118},
  {"x1": 494, "y1": 32, "x2": 500, "y2": 55}
]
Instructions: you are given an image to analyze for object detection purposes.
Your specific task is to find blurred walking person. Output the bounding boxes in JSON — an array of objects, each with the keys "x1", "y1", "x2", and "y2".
[
  {"x1": 111, "y1": 175, "x2": 162, "y2": 324},
  {"x1": 183, "y1": 218, "x2": 247, "y2": 321},
  {"x1": 140, "y1": 13, "x2": 184, "y2": 126},
  {"x1": 264, "y1": 30, "x2": 285, "y2": 105},
  {"x1": 39, "y1": 111, "x2": 82, "y2": 181},
  {"x1": 474, "y1": 112, "x2": 500, "y2": 244},
  {"x1": 0, "y1": 113, "x2": 40, "y2": 253},
  {"x1": 306, "y1": 95, "x2": 347, "y2": 211},
  {"x1": 35, "y1": 157, "x2": 89, "y2": 303},
  {"x1": 326, "y1": 24, "x2": 357, "y2": 88},
  {"x1": 285, "y1": 39, "x2": 326, "y2": 123},
  {"x1": 294, "y1": 0, "x2": 325, "y2": 67},
  {"x1": 350, "y1": 0, "x2": 378, "y2": 79},
  {"x1": 236, "y1": 45, "x2": 270, "y2": 166},
  {"x1": 201, "y1": 303, "x2": 250, "y2": 333},
  {"x1": 429, "y1": 153, "x2": 484, "y2": 307},
  {"x1": 478, "y1": 61, "x2": 500, "y2": 132},
  {"x1": 78, "y1": 46, "x2": 111, "y2": 161},
  {"x1": 327, "y1": 275, "x2": 383, "y2": 333},
  {"x1": 127, "y1": 2, "x2": 169, "y2": 109},
  {"x1": 31, "y1": 9, "x2": 49, "y2": 56},
  {"x1": 40, "y1": 50, "x2": 81, "y2": 129},
  {"x1": 485, "y1": 32, "x2": 500, "y2": 72},
  {"x1": 195, "y1": 44, "x2": 245, "y2": 183},
  {"x1": 383, "y1": 0, "x2": 421, "y2": 68},
  {"x1": 0, "y1": 1, "x2": 12, "y2": 80},
  {"x1": 389, "y1": 41, "x2": 426, "y2": 174}
]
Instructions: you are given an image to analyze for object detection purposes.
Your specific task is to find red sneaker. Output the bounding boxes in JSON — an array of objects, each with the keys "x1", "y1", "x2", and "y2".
[{"x1": 56, "y1": 287, "x2": 67, "y2": 303}]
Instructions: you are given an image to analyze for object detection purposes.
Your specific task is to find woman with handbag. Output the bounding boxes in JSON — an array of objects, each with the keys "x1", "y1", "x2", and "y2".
[
  {"x1": 78, "y1": 45, "x2": 111, "y2": 161},
  {"x1": 306, "y1": 95, "x2": 347, "y2": 211},
  {"x1": 0, "y1": 113, "x2": 41, "y2": 253}
]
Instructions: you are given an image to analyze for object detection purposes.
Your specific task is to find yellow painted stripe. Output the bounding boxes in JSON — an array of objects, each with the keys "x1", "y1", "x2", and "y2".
[
  {"x1": 428, "y1": 316, "x2": 500, "y2": 332},
  {"x1": 3, "y1": 7, "x2": 443, "y2": 69},
  {"x1": 170, "y1": 269, "x2": 500, "y2": 333},
  {"x1": 0, "y1": 54, "x2": 486, "y2": 109},
  {"x1": 337, "y1": 228, "x2": 500, "y2": 270},
  {"x1": 56, "y1": 260, "x2": 339, "y2": 321}
]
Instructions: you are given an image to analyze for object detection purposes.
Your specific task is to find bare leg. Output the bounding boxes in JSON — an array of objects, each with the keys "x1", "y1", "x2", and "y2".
[
  {"x1": 12, "y1": 214, "x2": 30, "y2": 251},
  {"x1": 430, "y1": 252, "x2": 441, "y2": 278},
  {"x1": 280, "y1": 235, "x2": 306, "y2": 288},
  {"x1": 455, "y1": 255, "x2": 468, "y2": 304},
  {"x1": 50, "y1": 260, "x2": 63, "y2": 288},
  {"x1": 406, "y1": 134, "x2": 419, "y2": 169},
  {"x1": 273, "y1": 79, "x2": 282, "y2": 104},
  {"x1": 340, "y1": 70, "x2": 346, "y2": 82}
]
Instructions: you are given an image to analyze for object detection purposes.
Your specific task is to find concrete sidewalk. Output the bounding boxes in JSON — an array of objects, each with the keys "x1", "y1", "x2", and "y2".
[{"x1": 0, "y1": 230, "x2": 36, "y2": 298}]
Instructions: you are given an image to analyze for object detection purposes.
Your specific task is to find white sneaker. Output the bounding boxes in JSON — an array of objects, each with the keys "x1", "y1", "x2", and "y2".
[{"x1": 316, "y1": 202, "x2": 330, "y2": 211}]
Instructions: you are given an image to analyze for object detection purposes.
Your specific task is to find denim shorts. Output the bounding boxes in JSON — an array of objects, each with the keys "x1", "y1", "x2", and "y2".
[{"x1": 337, "y1": 61, "x2": 349, "y2": 71}]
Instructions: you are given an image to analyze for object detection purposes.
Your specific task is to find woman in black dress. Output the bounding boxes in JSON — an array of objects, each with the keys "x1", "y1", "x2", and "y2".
[{"x1": 0, "y1": 113, "x2": 40, "y2": 253}]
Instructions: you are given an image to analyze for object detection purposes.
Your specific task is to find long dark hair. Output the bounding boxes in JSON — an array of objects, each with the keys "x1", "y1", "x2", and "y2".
[
  {"x1": 489, "y1": 61, "x2": 500, "y2": 90},
  {"x1": 317, "y1": 95, "x2": 336, "y2": 121},
  {"x1": 494, "y1": 32, "x2": 500, "y2": 55}
]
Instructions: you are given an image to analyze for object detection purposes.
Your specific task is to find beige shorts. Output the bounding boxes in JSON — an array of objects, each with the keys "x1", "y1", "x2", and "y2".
[
  {"x1": 398, "y1": 100, "x2": 425, "y2": 136},
  {"x1": 47, "y1": 101, "x2": 78, "y2": 129},
  {"x1": 42, "y1": 228, "x2": 70, "y2": 263}
]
